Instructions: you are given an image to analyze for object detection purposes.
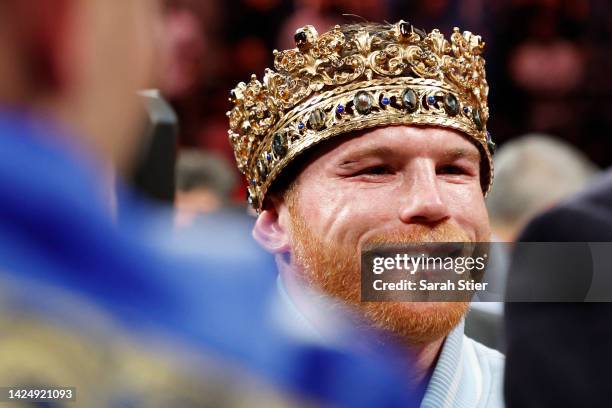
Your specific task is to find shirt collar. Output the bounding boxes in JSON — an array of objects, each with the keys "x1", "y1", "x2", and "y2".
[{"x1": 420, "y1": 320, "x2": 467, "y2": 407}]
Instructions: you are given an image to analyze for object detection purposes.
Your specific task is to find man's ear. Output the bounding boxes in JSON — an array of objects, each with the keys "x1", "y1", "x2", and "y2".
[{"x1": 252, "y1": 196, "x2": 291, "y2": 254}]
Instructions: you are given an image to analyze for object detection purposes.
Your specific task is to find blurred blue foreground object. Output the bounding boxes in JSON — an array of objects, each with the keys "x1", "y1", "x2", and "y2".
[{"x1": 0, "y1": 111, "x2": 418, "y2": 407}]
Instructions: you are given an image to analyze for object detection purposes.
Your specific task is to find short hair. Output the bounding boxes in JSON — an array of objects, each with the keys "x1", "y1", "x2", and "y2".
[
  {"x1": 486, "y1": 134, "x2": 598, "y2": 227},
  {"x1": 175, "y1": 149, "x2": 237, "y2": 200}
]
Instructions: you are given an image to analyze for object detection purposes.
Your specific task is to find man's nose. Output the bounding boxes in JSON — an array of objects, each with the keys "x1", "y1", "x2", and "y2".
[{"x1": 397, "y1": 161, "x2": 450, "y2": 225}]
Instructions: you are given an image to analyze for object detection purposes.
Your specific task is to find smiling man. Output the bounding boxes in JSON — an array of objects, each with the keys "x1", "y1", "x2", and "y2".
[{"x1": 228, "y1": 22, "x2": 504, "y2": 406}]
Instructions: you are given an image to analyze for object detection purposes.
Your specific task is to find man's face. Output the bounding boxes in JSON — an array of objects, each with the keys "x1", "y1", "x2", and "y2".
[{"x1": 276, "y1": 125, "x2": 490, "y2": 345}]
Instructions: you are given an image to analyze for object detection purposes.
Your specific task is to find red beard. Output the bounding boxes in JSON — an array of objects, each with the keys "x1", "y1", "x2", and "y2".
[{"x1": 288, "y1": 201, "x2": 471, "y2": 346}]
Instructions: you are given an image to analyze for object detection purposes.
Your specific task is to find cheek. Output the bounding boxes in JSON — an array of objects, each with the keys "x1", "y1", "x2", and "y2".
[
  {"x1": 444, "y1": 185, "x2": 490, "y2": 240},
  {"x1": 295, "y1": 180, "x2": 398, "y2": 244}
]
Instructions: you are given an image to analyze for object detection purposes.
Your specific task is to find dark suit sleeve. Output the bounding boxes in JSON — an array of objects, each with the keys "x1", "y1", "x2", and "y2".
[{"x1": 504, "y1": 200, "x2": 612, "y2": 407}]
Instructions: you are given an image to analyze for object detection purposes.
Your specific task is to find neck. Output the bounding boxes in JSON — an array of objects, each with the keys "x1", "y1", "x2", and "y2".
[{"x1": 404, "y1": 337, "x2": 445, "y2": 388}]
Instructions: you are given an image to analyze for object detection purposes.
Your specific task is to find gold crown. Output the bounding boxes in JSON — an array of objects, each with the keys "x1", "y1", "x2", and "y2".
[{"x1": 228, "y1": 21, "x2": 496, "y2": 211}]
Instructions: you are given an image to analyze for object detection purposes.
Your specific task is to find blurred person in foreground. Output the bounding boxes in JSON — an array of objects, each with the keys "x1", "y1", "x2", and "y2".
[
  {"x1": 228, "y1": 21, "x2": 504, "y2": 406},
  {"x1": 0, "y1": 1, "x2": 419, "y2": 406},
  {"x1": 504, "y1": 167, "x2": 612, "y2": 407}
]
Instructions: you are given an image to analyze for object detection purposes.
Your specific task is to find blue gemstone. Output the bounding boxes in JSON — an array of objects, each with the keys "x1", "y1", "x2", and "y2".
[
  {"x1": 266, "y1": 152, "x2": 272, "y2": 161},
  {"x1": 251, "y1": 179, "x2": 257, "y2": 186},
  {"x1": 463, "y1": 106, "x2": 470, "y2": 114},
  {"x1": 381, "y1": 97, "x2": 390, "y2": 106},
  {"x1": 298, "y1": 122, "x2": 305, "y2": 130},
  {"x1": 336, "y1": 104, "x2": 344, "y2": 114},
  {"x1": 427, "y1": 96, "x2": 436, "y2": 105}
]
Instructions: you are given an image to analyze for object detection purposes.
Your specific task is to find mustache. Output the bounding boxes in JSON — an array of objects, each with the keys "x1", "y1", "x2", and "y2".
[{"x1": 361, "y1": 223, "x2": 471, "y2": 252}]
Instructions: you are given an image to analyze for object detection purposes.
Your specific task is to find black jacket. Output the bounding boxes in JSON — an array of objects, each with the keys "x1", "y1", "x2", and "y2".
[{"x1": 504, "y1": 169, "x2": 612, "y2": 408}]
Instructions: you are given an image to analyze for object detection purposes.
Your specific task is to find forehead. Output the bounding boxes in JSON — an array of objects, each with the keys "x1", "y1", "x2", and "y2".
[{"x1": 304, "y1": 125, "x2": 481, "y2": 167}]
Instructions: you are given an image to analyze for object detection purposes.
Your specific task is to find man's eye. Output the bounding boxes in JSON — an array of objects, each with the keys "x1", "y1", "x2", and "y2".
[
  {"x1": 354, "y1": 166, "x2": 392, "y2": 176},
  {"x1": 437, "y1": 165, "x2": 467, "y2": 175}
]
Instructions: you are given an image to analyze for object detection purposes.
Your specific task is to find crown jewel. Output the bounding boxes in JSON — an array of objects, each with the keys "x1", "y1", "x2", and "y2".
[{"x1": 228, "y1": 21, "x2": 494, "y2": 211}]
